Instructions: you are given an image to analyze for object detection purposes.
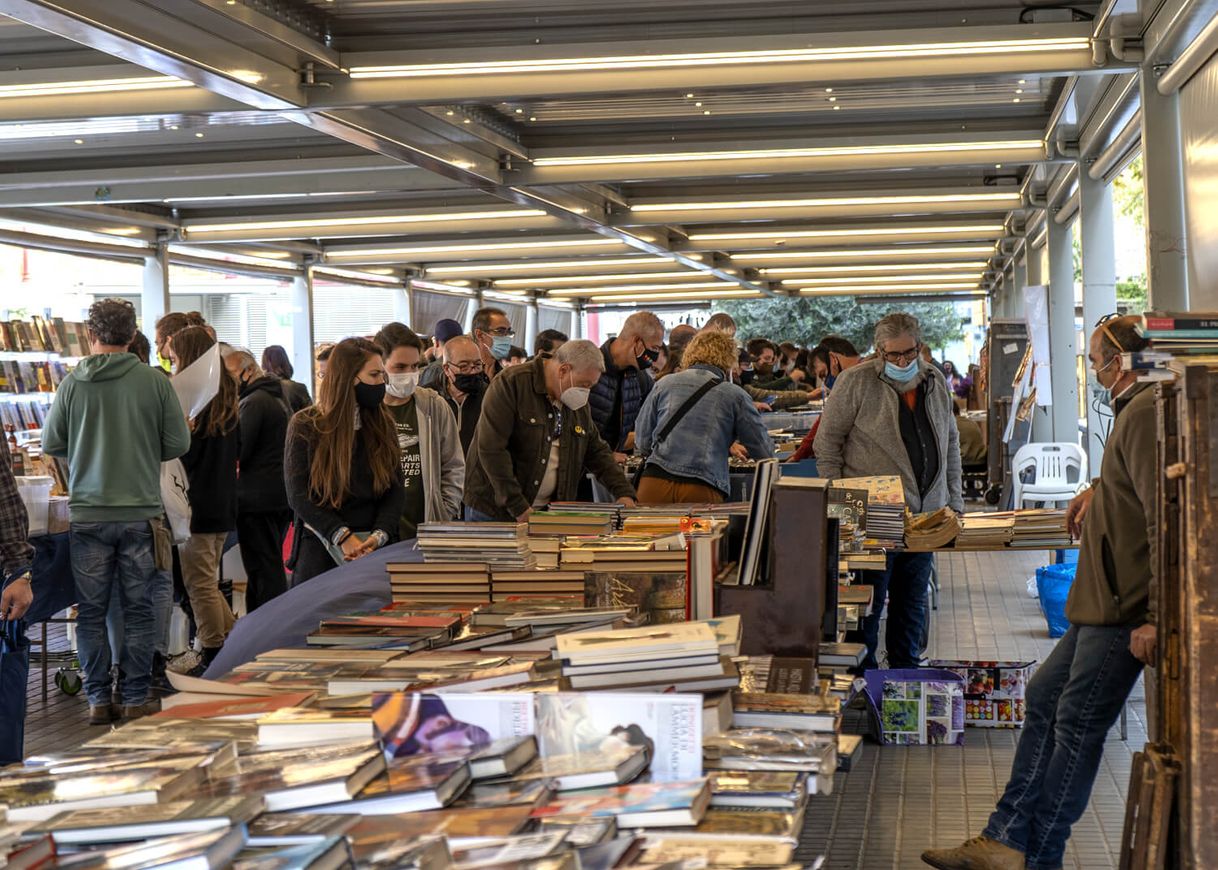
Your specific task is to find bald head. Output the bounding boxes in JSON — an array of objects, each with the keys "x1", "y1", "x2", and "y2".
[{"x1": 668, "y1": 324, "x2": 698, "y2": 353}]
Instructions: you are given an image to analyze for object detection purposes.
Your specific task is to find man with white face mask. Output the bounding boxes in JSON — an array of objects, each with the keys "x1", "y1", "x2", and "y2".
[
  {"x1": 374, "y1": 323, "x2": 465, "y2": 538},
  {"x1": 463, "y1": 339, "x2": 637, "y2": 522}
]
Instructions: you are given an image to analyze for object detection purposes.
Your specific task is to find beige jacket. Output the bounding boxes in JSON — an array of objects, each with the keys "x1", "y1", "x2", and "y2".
[{"x1": 1065, "y1": 381, "x2": 1158, "y2": 626}]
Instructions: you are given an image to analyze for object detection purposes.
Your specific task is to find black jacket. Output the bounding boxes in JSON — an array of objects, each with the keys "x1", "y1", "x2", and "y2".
[
  {"x1": 181, "y1": 423, "x2": 241, "y2": 534},
  {"x1": 281, "y1": 379, "x2": 311, "y2": 414},
  {"x1": 441, "y1": 381, "x2": 487, "y2": 457},
  {"x1": 237, "y1": 376, "x2": 292, "y2": 513},
  {"x1": 588, "y1": 339, "x2": 652, "y2": 451}
]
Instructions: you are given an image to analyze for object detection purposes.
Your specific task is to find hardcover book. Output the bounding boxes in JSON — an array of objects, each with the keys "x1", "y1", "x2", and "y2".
[
  {"x1": 529, "y1": 779, "x2": 712, "y2": 828},
  {"x1": 371, "y1": 692, "x2": 536, "y2": 759}
]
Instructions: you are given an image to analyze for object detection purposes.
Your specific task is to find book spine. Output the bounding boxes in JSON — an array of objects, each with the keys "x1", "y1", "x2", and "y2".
[{"x1": 1143, "y1": 316, "x2": 1218, "y2": 331}]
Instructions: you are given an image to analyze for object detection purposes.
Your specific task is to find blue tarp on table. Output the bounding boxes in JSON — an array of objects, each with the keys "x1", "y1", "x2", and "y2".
[{"x1": 204, "y1": 539, "x2": 423, "y2": 678}]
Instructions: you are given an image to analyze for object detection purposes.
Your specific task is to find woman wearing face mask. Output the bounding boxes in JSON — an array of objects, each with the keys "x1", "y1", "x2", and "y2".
[
  {"x1": 167, "y1": 326, "x2": 241, "y2": 669},
  {"x1": 813, "y1": 313, "x2": 962, "y2": 674},
  {"x1": 463, "y1": 339, "x2": 637, "y2": 522},
  {"x1": 284, "y1": 337, "x2": 406, "y2": 585},
  {"x1": 374, "y1": 322, "x2": 465, "y2": 539}
]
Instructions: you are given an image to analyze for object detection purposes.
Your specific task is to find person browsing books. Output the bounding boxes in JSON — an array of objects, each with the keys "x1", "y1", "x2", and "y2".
[
  {"x1": 924, "y1": 315, "x2": 1158, "y2": 870},
  {"x1": 634, "y1": 329, "x2": 774, "y2": 505},
  {"x1": 814, "y1": 313, "x2": 962, "y2": 673},
  {"x1": 373, "y1": 322, "x2": 465, "y2": 540},
  {"x1": 463, "y1": 339, "x2": 636, "y2": 522},
  {"x1": 284, "y1": 338, "x2": 405, "y2": 585},
  {"x1": 168, "y1": 327, "x2": 241, "y2": 672},
  {"x1": 588, "y1": 310, "x2": 663, "y2": 458},
  {"x1": 788, "y1": 336, "x2": 863, "y2": 463},
  {"x1": 438, "y1": 335, "x2": 488, "y2": 458},
  {"x1": 260, "y1": 344, "x2": 311, "y2": 413}
]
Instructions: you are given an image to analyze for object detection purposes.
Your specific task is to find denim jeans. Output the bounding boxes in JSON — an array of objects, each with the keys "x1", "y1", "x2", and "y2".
[
  {"x1": 463, "y1": 506, "x2": 500, "y2": 523},
  {"x1": 70, "y1": 521, "x2": 159, "y2": 706},
  {"x1": 984, "y1": 624, "x2": 1144, "y2": 870},
  {"x1": 850, "y1": 551, "x2": 934, "y2": 670},
  {"x1": 107, "y1": 568, "x2": 173, "y2": 662}
]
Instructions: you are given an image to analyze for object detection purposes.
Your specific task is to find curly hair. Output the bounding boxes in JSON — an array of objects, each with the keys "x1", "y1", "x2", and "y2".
[
  {"x1": 87, "y1": 298, "x2": 137, "y2": 347},
  {"x1": 682, "y1": 329, "x2": 739, "y2": 374}
]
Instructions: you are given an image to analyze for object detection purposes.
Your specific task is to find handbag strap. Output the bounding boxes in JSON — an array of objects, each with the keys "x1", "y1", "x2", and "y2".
[{"x1": 653, "y1": 373, "x2": 724, "y2": 446}]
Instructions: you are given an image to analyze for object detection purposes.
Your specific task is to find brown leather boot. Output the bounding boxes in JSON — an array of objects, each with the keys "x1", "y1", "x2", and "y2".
[{"x1": 922, "y1": 836, "x2": 1026, "y2": 870}]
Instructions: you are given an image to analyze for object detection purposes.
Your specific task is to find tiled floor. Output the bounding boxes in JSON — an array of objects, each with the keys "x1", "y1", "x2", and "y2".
[
  {"x1": 20, "y1": 550, "x2": 1141, "y2": 868},
  {"x1": 798, "y1": 550, "x2": 1143, "y2": 870}
]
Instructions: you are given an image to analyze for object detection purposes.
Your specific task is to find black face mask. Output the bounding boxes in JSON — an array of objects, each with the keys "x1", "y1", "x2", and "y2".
[
  {"x1": 739, "y1": 369, "x2": 756, "y2": 386},
  {"x1": 453, "y1": 373, "x2": 485, "y2": 394},
  {"x1": 353, "y1": 381, "x2": 387, "y2": 410},
  {"x1": 636, "y1": 346, "x2": 660, "y2": 370}
]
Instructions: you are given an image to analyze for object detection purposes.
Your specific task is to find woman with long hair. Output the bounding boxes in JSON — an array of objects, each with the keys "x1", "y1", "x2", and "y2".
[
  {"x1": 284, "y1": 337, "x2": 405, "y2": 584},
  {"x1": 261, "y1": 344, "x2": 311, "y2": 413},
  {"x1": 167, "y1": 326, "x2": 240, "y2": 669}
]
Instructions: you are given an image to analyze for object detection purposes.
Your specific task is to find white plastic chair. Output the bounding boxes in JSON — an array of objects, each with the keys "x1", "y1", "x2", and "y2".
[{"x1": 1011, "y1": 442, "x2": 1088, "y2": 508}]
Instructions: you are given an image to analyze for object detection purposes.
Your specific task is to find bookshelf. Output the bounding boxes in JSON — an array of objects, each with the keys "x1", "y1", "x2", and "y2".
[
  {"x1": 0, "y1": 316, "x2": 85, "y2": 432},
  {"x1": 714, "y1": 477, "x2": 835, "y2": 659}
]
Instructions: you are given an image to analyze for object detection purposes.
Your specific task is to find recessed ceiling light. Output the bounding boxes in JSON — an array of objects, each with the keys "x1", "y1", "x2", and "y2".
[
  {"x1": 1015, "y1": 88, "x2": 1023, "y2": 93},
  {"x1": 446, "y1": 110, "x2": 454, "y2": 116},
  {"x1": 1018, "y1": 78, "x2": 1026, "y2": 84},
  {"x1": 828, "y1": 96, "x2": 836, "y2": 102},
  {"x1": 73, "y1": 138, "x2": 83, "y2": 144},
  {"x1": 529, "y1": 116, "x2": 537, "y2": 121},
  {"x1": 195, "y1": 132, "x2": 204, "y2": 138},
  {"x1": 703, "y1": 110, "x2": 711, "y2": 115},
  {"x1": 685, "y1": 93, "x2": 694, "y2": 98},
  {"x1": 833, "y1": 105, "x2": 841, "y2": 110},
  {"x1": 462, "y1": 118, "x2": 471, "y2": 124},
  {"x1": 515, "y1": 108, "x2": 523, "y2": 113},
  {"x1": 1013, "y1": 97, "x2": 1021, "y2": 103},
  {"x1": 825, "y1": 87, "x2": 834, "y2": 93},
  {"x1": 169, "y1": 124, "x2": 179, "y2": 130},
  {"x1": 995, "y1": 163, "x2": 1003, "y2": 168},
  {"x1": 695, "y1": 102, "x2": 702, "y2": 107}
]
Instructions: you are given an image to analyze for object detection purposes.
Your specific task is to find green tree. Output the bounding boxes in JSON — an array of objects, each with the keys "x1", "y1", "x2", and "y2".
[
  {"x1": 1113, "y1": 155, "x2": 1144, "y2": 220},
  {"x1": 714, "y1": 296, "x2": 967, "y2": 353}
]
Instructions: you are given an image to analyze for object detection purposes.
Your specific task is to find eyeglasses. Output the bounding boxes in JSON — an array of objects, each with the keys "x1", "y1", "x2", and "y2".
[
  {"x1": 881, "y1": 343, "x2": 921, "y2": 364},
  {"x1": 484, "y1": 326, "x2": 515, "y2": 337},
  {"x1": 1094, "y1": 312, "x2": 1125, "y2": 353},
  {"x1": 447, "y1": 361, "x2": 485, "y2": 374}
]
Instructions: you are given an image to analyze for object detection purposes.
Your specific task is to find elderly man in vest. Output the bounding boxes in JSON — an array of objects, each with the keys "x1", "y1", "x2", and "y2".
[{"x1": 923, "y1": 314, "x2": 1158, "y2": 870}]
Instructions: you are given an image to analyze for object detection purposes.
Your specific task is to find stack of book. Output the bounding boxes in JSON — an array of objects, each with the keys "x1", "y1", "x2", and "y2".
[
  {"x1": 416, "y1": 522, "x2": 536, "y2": 570},
  {"x1": 904, "y1": 507, "x2": 962, "y2": 550},
  {"x1": 528, "y1": 510, "x2": 615, "y2": 537},
  {"x1": 956, "y1": 512, "x2": 1015, "y2": 548},
  {"x1": 560, "y1": 537, "x2": 688, "y2": 574},
  {"x1": 490, "y1": 570, "x2": 586, "y2": 602},
  {"x1": 836, "y1": 475, "x2": 906, "y2": 548},
  {"x1": 1138, "y1": 311, "x2": 1218, "y2": 362},
  {"x1": 386, "y1": 562, "x2": 490, "y2": 603},
  {"x1": 1010, "y1": 508, "x2": 1073, "y2": 548},
  {"x1": 306, "y1": 611, "x2": 464, "y2": 648},
  {"x1": 555, "y1": 622, "x2": 739, "y2": 693}
]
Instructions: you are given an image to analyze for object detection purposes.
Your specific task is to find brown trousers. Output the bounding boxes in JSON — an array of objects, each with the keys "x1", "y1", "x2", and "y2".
[
  {"x1": 179, "y1": 532, "x2": 236, "y2": 648},
  {"x1": 636, "y1": 475, "x2": 725, "y2": 506}
]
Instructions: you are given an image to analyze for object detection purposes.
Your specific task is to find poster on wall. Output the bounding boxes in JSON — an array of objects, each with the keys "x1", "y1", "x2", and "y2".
[{"x1": 1022, "y1": 285, "x2": 1052, "y2": 408}]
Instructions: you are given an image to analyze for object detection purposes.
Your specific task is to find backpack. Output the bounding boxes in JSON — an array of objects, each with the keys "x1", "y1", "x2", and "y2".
[{"x1": 160, "y1": 458, "x2": 192, "y2": 545}]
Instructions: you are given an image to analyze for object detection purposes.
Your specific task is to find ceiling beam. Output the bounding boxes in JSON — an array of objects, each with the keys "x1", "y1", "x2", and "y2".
[{"x1": 327, "y1": 23, "x2": 1115, "y2": 105}]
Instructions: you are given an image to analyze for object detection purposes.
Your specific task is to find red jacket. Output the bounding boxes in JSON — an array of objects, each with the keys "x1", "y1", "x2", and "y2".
[{"x1": 788, "y1": 417, "x2": 821, "y2": 463}]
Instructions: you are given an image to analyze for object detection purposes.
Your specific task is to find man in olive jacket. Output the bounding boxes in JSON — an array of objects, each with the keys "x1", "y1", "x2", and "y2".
[
  {"x1": 924, "y1": 315, "x2": 1157, "y2": 870},
  {"x1": 464, "y1": 339, "x2": 636, "y2": 522}
]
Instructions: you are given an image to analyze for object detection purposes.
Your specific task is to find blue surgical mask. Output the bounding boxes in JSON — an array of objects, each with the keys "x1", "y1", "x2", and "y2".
[
  {"x1": 824, "y1": 374, "x2": 836, "y2": 391},
  {"x1": 488, "y1": 335, "x2": 513, "y2": 361},
  {"x1": 884, "y1": 359, "x2": 920, "y2": 383},
  {"x1": 1094, "y1": 384, "x2": 1113, "y2": 408}
]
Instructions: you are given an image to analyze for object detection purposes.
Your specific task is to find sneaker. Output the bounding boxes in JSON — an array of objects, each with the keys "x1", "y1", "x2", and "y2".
[
  {"x1": 922, "y1": 836, "x2": 1026, "y2": 870},
  {"x1": 120, "y1": 700, "x2": 161, "y2": 722},
  {"x1": 166, "y1": 649, "x2": 202, "y2": 675},
  {"x1": 88, "y1": 703, "x2": 119, "y2": 726}
]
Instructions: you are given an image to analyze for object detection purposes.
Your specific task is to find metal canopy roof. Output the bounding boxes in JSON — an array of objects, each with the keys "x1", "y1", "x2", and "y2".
[{"x1": 0, "y1": 0, "x2": 1170, "y2": 307}]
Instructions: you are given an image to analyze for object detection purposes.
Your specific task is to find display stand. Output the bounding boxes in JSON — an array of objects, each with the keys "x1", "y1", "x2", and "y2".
[
  {"x1": 714, "y1": 478, "x2": 835, "y2": 659},
  {"x1": 986, "y1": 320, "x2": 1030, "y2": 506}
]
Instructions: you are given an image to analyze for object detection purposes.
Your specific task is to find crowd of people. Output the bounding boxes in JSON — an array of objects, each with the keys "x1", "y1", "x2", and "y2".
[{"x1": 4, "y1": 298, "x2": 990, "y2": 725}]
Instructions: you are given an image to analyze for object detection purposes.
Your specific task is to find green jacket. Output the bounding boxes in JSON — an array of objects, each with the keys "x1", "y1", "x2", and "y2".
[
  {"x1": 1066, "y1": 381, "x2": 1158, "y2": 627},
  {"x1": 464, "y1": 356, "x2": 634, "y2": 520},
  {"x1": 43, "y1": 353, "x2": 191, "y2": 523}
]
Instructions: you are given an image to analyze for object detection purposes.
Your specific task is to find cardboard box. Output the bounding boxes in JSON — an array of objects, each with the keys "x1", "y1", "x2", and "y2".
[
  {"x1": 863, "y1": 668, "x2": 966, "y2": 746},
  {"x1": 928, "y1": 660, "x2": 1037, "y2": 728}
]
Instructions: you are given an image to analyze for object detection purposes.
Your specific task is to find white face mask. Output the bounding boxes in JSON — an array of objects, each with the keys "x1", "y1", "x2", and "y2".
[
  {"x1": 559, "y1": 369, "x2": 590, "y2": 411},
  {"x1": 386, "y1": 371, "x2": 419, "y2": 399}
]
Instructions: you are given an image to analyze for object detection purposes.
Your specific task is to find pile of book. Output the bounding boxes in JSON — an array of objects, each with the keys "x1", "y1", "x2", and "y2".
[
  {"x1": 836, "y1": 475, "x2": 906, "y2": 548},
  {"x1": 1138, "y1": 311, "x2": 1218, "y2": 360},
  {"x1": 0, "y1": 316, "x2": 90, "y2": 356},
  {"x1": 528, "y1": 510, "x2": 614, "y2": 537},
  {"x1": 0, "y1": 360, "x2": 70, "y2": 396},
  {"x1": 1009, "y1": 509, "x2": 1072, "y2": 548},
  {"x1": 387, "y1": 562, "x2": 490, "y2": 604},
  {"x1": 0, "y1": 604, "x2": 842, "y2": 869},
  {"x1": 416, "y1": 522, "x2": 536, "y2": 570},
  {"x1": 904, "y1": 507, "x2": 962, "y2": 550},
  {"x1": 490, "y1": 570, "x2": 585, "y2": 602},
  {"x1": 955, "y1": 512, "x2": 1015, "y2": 548},
  {"x1": 559, "y1": 534, "x2": 688, "y2": 574}
]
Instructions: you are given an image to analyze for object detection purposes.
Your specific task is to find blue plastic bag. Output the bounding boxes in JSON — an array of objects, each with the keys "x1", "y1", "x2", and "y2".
[{"x1": 1036, "y1": 564, "x2": 1076, "y2": 638}]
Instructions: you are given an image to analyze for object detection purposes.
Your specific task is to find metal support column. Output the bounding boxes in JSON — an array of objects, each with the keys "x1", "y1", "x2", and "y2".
[
  {"x1": 140, "y1": 240, "x2": 171, "y2": 337},
  {"x1": 1012, "y1": 250, "x2": 1028, "y2": 320},
  {"x1": 573, "y1": 307, "x2": 585, "y2": 339},
  {"x1": 392, "y1": 281, "x2": 412, "y2": 327},
  {"x1": 1078, "y1": 167, "x2": 1118, "y2": 472},
  {"x1": 1046, "y1": 216, "x2": 1079, "y2": 444},
  {"x1": 1140, "y1": 63, "x2": 1189, "y2": 310},
  {"x1": 525, "y1": 299, "x2": 539, "y2": 354},
  {"x1": 291, "y1": 268, "x2": 316, "y2": 398}
]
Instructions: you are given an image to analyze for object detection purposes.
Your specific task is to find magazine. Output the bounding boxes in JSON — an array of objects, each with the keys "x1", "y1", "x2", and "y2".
[{"x1": 371, "y1": 692, "x2": 535, "y2": 759}]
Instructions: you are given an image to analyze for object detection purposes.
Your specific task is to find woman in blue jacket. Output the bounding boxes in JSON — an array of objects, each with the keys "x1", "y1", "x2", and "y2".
[{"x1": 634, "y1": 329, "x2": 774, "y2": 504}]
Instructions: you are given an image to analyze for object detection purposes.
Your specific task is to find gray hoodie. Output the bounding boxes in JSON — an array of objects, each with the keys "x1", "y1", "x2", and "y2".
[
  {"x1": 43, "y1": 352, "x2": 191, "y2": 522},
  {"x1": 814, "y1": 357, "x2": 963, "y2": 513}
]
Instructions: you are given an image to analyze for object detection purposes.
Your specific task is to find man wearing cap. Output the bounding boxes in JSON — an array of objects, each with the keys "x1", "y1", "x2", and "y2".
[{"x1": 419, "y1": 318, "x2": 467, "y2": 392}]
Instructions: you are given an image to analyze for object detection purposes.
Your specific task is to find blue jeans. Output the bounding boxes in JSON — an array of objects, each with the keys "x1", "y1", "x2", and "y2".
[
  {"x1": 851, "y1": 551, "x2": 933, "y2": 670},
  {"x1": 70, "y1": 521, "x2": 159, "y2": 706},
  {"x1": 107, "y1": 568, "x2": 173, "y2": 661},
  {"x1": 984, "y1": 624, "x2": 1144, "y2": 870},
  {"x1": 463, "y1": 506, "x2": 500, "y2": 522}
]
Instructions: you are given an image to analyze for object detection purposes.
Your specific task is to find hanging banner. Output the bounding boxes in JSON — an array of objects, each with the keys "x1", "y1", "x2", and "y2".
[
  {"x1": 1022, "y1": 285, "x2": 1052, "y2": 408},
  {"x1": 171, "y1": 342, "x2": 221, "y2": 420}
]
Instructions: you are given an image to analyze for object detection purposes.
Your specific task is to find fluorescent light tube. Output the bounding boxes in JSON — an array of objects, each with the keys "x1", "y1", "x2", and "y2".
[
  {"x1": 494, "y1": 271, "x2": 708, "y2": 287},
  {"x1": 326, "y1": 238, "x2": 624, "y2": 259},
  {"x1": 783, "y1": 273, "x2": 984, "y2": 286},
  {"x1": 632, "y1": 192, "x2": 1020, "y2": 213},
  {"x1": 796, "y1": 282, "x2": 980, "y2": 294},
  {"x1": 760, "y1": 261, "x2": 990, "y2": 276},
  {"x1": 350, "y1": 37, "x2": 1090, "y2": 78},
  {"x1": 186, "y1": 209, "x2": 546, "y2": 234},
  {"x1": 692, "y1": 224, "x2": 1005, "y2": 242},
  {"x1": 0, "y1": 76, "x2": 191, "y2": 99},
  {"x1": 549, "y1": 281, "x2": 730, "y2": 296},
  {"x1": 427, "y1": 256, "x2": 679, "y2": 275},
  {"x1": 743, "y1": 245, "x2": 997, "y2": 261}
]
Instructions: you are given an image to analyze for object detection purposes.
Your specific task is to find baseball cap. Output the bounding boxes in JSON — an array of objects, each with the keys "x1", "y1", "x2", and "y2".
[{"x1": 433, "y1": 318, "x2": 464, "y2": 344}]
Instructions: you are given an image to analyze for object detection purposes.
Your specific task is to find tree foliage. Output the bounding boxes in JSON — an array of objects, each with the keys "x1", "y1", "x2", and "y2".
[{"x1": 714, "y1": 296, "x2": 967, "y2": 353}]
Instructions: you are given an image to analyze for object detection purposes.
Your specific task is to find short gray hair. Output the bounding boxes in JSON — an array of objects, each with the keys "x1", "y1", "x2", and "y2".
[
  {"x1": 621, "y1": 311, "x2": 664, "y2": 343},
  {"x1": 874, "y1": 313, "x2": 922, "y2": 351},
  {"x1": 221, "y1": 344, "x2": 261, "y2": 376},
  {"x1": 554, "y1": 338, "x2": 605, "y2": 374}
]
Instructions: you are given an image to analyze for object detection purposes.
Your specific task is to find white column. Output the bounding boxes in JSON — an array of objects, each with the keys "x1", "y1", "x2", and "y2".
[
  {"x1": 525, "y1": 299, "x2": 539, "y2": 354},
  {"x1": 1078, "y1": 168, "x2": 1118, "y2": 474},
  {"x1": 1046, "y1": 216, "x2": 1079, "y2": 444},
  {"x1": 392, "y1": 282, "x2": 411, "y2": 327},
  {"x1": 290, "y1": 270, "x2": 315, "y2": 397},
  {"x1": 572, "y1": 307, "x2": 584, "y2": 339},
  {"x1": 1012, "y1": 251, "x2": 1028, "y2": 319},
  {"x1": 1140, "y1": 64, "x2": 1189, "y2": 310},
  {"x1": 141, "y1": 240, "x2": 171, "y2": 336}
]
